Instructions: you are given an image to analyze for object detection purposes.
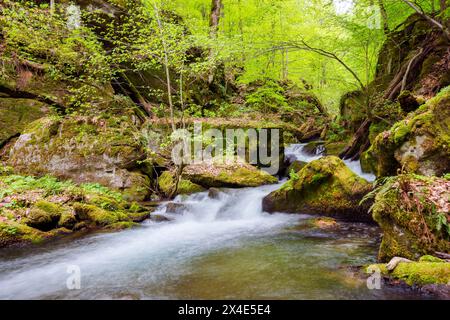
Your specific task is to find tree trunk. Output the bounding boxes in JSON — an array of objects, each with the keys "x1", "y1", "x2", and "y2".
[
  {"x1": 209, "y1": 0, "x2": 223, "y2": 38},
  {"x1": 378, "y1": 0, "x2": 390, "y2": 34},
  {"x1": 440, "y1": 0, "x2": 448, "y2": 13},
  {"x1": 153, "y1": 3, "x2": 175, "y2": 132},
  {"x1": 339, "y1": 119, "x2": 371, "y2": 160},
  {"x1": 208, "y1": 0, "x2": 223, "y2": 84}
]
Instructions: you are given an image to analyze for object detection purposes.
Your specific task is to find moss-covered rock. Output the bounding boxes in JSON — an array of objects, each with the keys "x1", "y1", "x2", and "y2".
[
  {"x1": 182, "y1": 163, "x2": 278, "y2": 188},
  {"x1": 262, "y1": 156, "x2": 372, "y2": 221},
  {"x1": 0, "y1": 220, "x2": 46, "y2": 247},
  {"x1": 24, "y1": 200, "x2": 62, "y2": 231},
  {"x1": 158, "y1": 170, "x2": 205, "y2": 197},
  {"x1": 8, "y1": 115, "x2": 151, "y2": 201},
  {"x1": 73, "y1": 203, "x2": 130, "y2": 227},
  {"x1": 365, "y1": 261, "x2": 450, "y2": 286},
  {"x1": 371, "y1": 174, "x2": 450, "y2": 262},
  {"x1": 364, "y1": 87, "x2": 450, "y2": 177},
  {"x1": 286, "y1": 160, "x2": 307, "y2": 176},
  {"x1": 0, "y1": 99, "x2": 49, "y2": 144}
]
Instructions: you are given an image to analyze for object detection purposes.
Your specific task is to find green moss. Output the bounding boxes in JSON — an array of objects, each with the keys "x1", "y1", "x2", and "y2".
[
  {"x1": 365, "y1": 87, "x2": 450, "y2": 177},
  {"x1": 24, "y1": 201, "x2": 62, "y2": 231},
  {"x1": 87, "y1": 195, "x2": 123, "y2": 211},
  {"x1": 73, "y1": 203, "x2": 130, "y2": 227},
  {"x1": 0, "y1": 166, "x2": 14, "y2": 176},
  {"x1": 394, "y1": 262, "x2": 450, "y2": 285},
  {"x1": 58, "y1": 211, "x2": 77, "y2": 229},
  {"x1": 263, "y1": 156, "x2": 372, "y2": 220},
  {"x1": 371, "y1": 174, "x2": 450, "y2": 261},
  {"x1": 219, "y1": 167, "x2": 278, "y2": 187},
  {"x1": 365, "y1": 262, "x2": 450, "y2": 286},
  {"x1": 0, "y1": 221, "x2": 46, "y2": 247},
  {"x1": 158, "y1": 171, "x2": 205, "y2": 197},
  {"x1": 419, "y1": 255, "x2": 445, "y2": 263},
  {"x1": 104, "y1": 221, "x2": 138, "y2": 230}
]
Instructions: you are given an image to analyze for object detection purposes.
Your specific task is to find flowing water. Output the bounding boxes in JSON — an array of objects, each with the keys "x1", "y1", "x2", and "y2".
[{"x1": 0, "y1": 145, "x2": 426, "y2": 299}]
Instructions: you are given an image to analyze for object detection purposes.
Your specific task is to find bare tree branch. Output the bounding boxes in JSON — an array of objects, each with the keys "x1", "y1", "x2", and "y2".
[
  {"x1": 401, "y1": 0, "x2": 450, "y2": 40},
  {"x1": 268, "y1": 40, "x2": 365, "y2": 90}
]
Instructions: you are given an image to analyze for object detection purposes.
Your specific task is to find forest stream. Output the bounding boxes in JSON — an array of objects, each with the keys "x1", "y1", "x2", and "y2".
[{"x1": 0, "y1": 145, "x2": 427, "y2": 299}]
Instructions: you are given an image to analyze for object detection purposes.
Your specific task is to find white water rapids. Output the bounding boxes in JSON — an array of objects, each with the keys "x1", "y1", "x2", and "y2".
[
  {"x1": 1, "y1": 144, "x2": 420, "y2": 300},
  {"x1": 285, "y1": 144, "x2": 376, "y2": 182}
]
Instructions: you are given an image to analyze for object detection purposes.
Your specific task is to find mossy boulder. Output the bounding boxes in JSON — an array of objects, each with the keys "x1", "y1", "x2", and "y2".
[
  {"x1": 182, "y1": 163, "x2": 278, "y2": 188},
  {"x1": 0, "y1": 173, "x2": 152, "y2": 248},
  {"x1": 262, "y1": 156, "x2": 372, "y2": 221},
  {"x1": 73, "y1": 203, "x2": 130, "y2": 227},
  {"x1": 365, "y1": 261, "x2": 450, "y2": 286},
  {"x1": 0, "y1": 99, "x2": 49, "y2": 144},
  {"x1": 158, "y1": 171, "x2": 205, "y2": 197},
  {"x1": 24, "y1": 200, "x2": 63, "y2": 231},
  {"x1": 8, "y1": 115, "x2": 151, "y2": 201},
  {"x1": 286, "y1": 160, "x2": 307, "y2": 176},
  {"x1": 371, "y1": 174, "x2": 450, "y2": 262},
  {"x1": 0, "y1": 220, "x2": 46, "y2": 247},
  {"x1": 363, "y1": 87, "x2": 450, "y2": 177}
]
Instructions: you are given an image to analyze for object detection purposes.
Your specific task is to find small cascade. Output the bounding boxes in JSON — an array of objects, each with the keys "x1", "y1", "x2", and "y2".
[{"x1": 285, "y1": 143, "x2": 376, "y2": 182}]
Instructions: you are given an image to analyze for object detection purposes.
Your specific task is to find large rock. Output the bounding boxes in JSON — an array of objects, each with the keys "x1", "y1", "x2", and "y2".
[
  {"x1": 262, "y1": 156, "x2": 372, "y2": 221},
  {"x1": 8, "y1": 116, "x2": 150, "y2": 201},
  {"x1": 362, "y1": 86, "x2": 450, "y2": 177},
  {"x1": 0, "y1": 99, "x2": 49, "y2": 144},
  {"x1": 182, "y1": 163, "x2": 278, "y2": 188},
  {"x1": 371, "y1": 174, "x2": 450, "y2": 262},
  {"x1": 158, "y1": 170, "x2": 205, "y2": 197}
]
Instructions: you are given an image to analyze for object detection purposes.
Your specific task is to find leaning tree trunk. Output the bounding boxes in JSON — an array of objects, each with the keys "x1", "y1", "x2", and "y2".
[
  {"x1": 384, "y1": 35, "x2": 436, "y2": 100},
  {"x1": 339, "y1": 119, "x2": 372, "y2": 161}
]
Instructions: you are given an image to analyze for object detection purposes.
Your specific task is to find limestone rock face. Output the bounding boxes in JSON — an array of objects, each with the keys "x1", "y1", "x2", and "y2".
[
  {"x1": 8, "y1": 116, "x2": 150, "y2": 201},
  {"x1": 362, "y1": 88, "x2": 450, "y2": 177},
  {"x1": 371, "y1": 174, "x2": 450, "y2": 262},
  {"x1": 262, "y1": 156, "x2": 372, "y2": 221}
]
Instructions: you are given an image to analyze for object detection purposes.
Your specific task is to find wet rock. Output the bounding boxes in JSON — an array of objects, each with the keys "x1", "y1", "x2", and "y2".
[
  {"x1": 165, "y1": 202, "x2": 186, "y2": 214},
  {"x1": 208, "y1": 187, "x2": 221, "y2": 199},
  {"x1": 302, "y1": 141, "x2": 325, "y2": 156},
  {"x1": 150, "y1": 214, "x2": 172, "y2": 222},
  {"x1": 310, "y1": 217, "x2": 338, "y2": 229},
  {"x1": 263, "y1": 156, "x2": 372, "y2": 222}
]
